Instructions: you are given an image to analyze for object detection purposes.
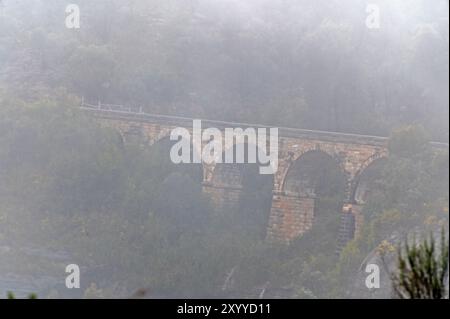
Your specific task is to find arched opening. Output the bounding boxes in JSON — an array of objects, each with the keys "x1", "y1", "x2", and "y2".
[
  {"x1": 349, "y1": 157, "x2": 388, "y2": 231},
  {"x1": 352, "y1": 157, "x2": 387, "y2": 205},
  {"x1": 283, "y1": 150, "x2": 346, "y2": 198},
  {"x1": 147, "y1": 136, "x2": 203, "y2": 184},
  {"x1": 211, "y1": 143, "x2": 274, "y2": 240},
  {"x1": 282, "y1": 150, "x2": 347, "y2": 254},
  {"x1": 121, "y1": 134, "x2": 205, "y2": 233}
]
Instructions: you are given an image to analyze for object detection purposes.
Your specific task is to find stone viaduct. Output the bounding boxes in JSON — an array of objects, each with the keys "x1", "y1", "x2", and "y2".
[{"x1": 80, "y1": 103, "x2": 448, "y2": 250}]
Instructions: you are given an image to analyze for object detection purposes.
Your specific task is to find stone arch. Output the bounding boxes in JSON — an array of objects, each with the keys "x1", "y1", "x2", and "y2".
[
  {"x1": 267, "y1": 149, "x2": 347, "y2": 244},
  {"x1": 207, "y1": 132, "x2": 276, "y2": 179},
  {"x1": 350, "y1": 154, "x2": 388, "y2": 204},
  {"x1": 278, "y1": 145, "x2": 347, "y2": 194},
  {"x1": 209, "y1": 142, "x2": 275, "y2": 239},
  {"x1": 147, "y1": 128, "x2": 173, "y2": 147},
  {"x1": 111, "y1": 122, "x2": 147, "y2": 145},
  {"x1": 281, "y1": 149, "x2": 346, "y2": 197},
  {"x1": 149, "y1": 135, "x2": 204, "y2": 184},
  {"x1": 210, "y1": 141, "x2": 275, "y2": 190}
]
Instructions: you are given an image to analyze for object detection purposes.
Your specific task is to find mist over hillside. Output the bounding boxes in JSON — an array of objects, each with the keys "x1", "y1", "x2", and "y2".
[
  {"x1": 0, "y1": 0, "x2": 448, "y2": 299},
  {"x1": 1, "y1": 0, "x2": 448, "y2": 139}
]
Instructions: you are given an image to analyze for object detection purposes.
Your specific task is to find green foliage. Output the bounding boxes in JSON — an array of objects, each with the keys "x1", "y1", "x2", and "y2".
[
  {"x1": 327, "y1": 127, "x2": 449, "y2": 298},
  {"x1": 388, "y1": 125, "x2": 430, "y2": 159},
  {"x1": 0, "y1": 0, "x2": 448, "y2": 299},
  {"x1": 0, "y1": 93, "x2": 448, "y2": 298},
  {"x1": 5, "y1": 292, "x2": 37, "y2": 299},
  {"x1": 0, "y1": 0, "x2": 448, "y2": 140},
  {"x1": 392, "y1": 230, "x2": 449, "y2": 299}
]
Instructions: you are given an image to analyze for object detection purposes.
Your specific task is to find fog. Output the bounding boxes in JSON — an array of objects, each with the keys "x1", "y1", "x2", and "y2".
[{"x1": 0, "y1": 0, "x2": 448, "y2": 299}]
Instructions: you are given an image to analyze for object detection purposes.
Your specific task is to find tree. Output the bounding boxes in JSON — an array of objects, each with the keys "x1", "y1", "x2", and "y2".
[{"x1": 391, "y1": 230, "x2": 449, "y2": 299}]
